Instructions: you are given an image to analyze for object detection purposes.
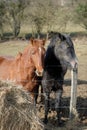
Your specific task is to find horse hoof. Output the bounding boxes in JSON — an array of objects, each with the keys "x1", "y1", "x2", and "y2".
[
  {"x1": 43, "y1": 119, "x2": 48, "y2": 124},
  {"x1": 57, "y1": 120, "x2": 64, "y2": 127}
]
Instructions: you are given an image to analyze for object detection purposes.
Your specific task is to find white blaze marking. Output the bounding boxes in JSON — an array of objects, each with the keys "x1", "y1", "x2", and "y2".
[
  {"x1": 38, "y1": 47, "x2": 42, "y2": 67},
  {"x1": 39, "y1": 47, "x2": 42, "y2": 53}
]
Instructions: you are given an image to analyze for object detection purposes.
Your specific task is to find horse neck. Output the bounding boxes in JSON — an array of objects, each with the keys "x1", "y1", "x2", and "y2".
[
  {"x1": 45, "y1": 48, "x2": 67, "y2": 77},
  {"x1": 21, "y1": 47, "x2": 36, "y2": 74},
  {"x1": 53, "y1": 51, "x2": 67, "y2": 75},
  {"x1": 50, "y1": 37, "x2": 60, "y2": 47},
  {"x1": 23, "y1": 44, "x2": 31, "y2": 55},
  {"x1": 16, "y1": 54, "x2": 36, "y2": 81},
  {"x1": 51, "y1": 41, "x2": 67, "y2": 74}
]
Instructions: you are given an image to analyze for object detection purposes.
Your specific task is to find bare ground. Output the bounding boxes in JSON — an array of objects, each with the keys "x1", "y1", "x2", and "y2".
[{"x1": 0, "y1": 37, "x2": 87, "y2": 130}]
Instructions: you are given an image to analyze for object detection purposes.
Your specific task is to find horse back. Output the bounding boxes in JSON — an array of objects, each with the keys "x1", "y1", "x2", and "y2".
[{"x1": 0, "y1": 56, "x2": 14, "y2": 79}]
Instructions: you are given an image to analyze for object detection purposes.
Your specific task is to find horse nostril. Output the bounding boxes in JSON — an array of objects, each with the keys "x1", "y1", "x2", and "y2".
[
  {"x1": 70, "y1": 60, "x2": 76, "y2": 69},
  {"x1": 74, "y1": 62, "x2": 78, "y2": 71},
  {"x1": 70, "y1": 59, "x2": 78, "y2": 70},
  {"x1": 75, "y1": 62, "x2": 78, "y2": 68}
]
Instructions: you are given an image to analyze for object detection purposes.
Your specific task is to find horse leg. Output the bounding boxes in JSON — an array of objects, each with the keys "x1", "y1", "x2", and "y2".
[
  {"x1": 33, "y1": 86, "x2": 39, "y2": 106},
  {"x1": 40, "y1": 86, "x2": 44, "y2": 103},
  {"x1": 43, "y1": 92, "x2": 50, "y2": 124},
  {"x1": 55, "y1": 89, "x2": 63, "y2": 126}
]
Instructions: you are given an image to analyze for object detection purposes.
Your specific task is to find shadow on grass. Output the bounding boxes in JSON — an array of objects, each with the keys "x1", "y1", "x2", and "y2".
[
  {"x1": 1, "y1": 31, "x2": 87, "y2": 42},
  {"x1": 3, "y1": 32, "x2": 13, "y2": 37},
  {"x1": 0, "y1": 32, "x2": 13, "y2": 43},
  {"x1": 39, "y1": 96, "x2": 87, "y2": 128},
  {"x1": 64, "y1": 79, "x2": 87, "y2": 87},
  {"x1": 42, "y1": 96, "x2": 87, "y2": 126},
  {"x1": 25, "y1": 33, "x2": 47, "y2": 40}
]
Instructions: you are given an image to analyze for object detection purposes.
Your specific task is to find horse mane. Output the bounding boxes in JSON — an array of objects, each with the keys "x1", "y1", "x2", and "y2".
[
  {"x1": 48, "y1": 32, "x2": 67, "y2": 47},
  {"x1": 49, "y1": 31, "x2": 66, "y2": 39}
]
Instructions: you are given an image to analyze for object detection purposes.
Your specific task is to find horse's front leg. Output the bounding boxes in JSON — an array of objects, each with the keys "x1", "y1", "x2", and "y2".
[
  {"x1": 55, "y1": 89, "x2": 63, "y2": 126},
  {"x1": 34, "y1": 85, "x2": 39, "y2": 106},
  {"x1": 43, "y1": 92, "x2": 50, "y2": 124}
]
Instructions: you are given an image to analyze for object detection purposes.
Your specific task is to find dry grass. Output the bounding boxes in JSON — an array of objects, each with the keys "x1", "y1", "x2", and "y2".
[
  {"x1": 0, "y1": 80, "x2": 44, "y2": 130},
  {"x1": 0, "y1": 40, "x2": 28, "y2": 56}
]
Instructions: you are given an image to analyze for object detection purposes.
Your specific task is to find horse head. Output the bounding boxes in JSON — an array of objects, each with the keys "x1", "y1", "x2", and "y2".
[
  {"x1": 49, "y1": 32, "x2": 78, "y2": 70},
  {"x1": 29, "y1": 38, "x2": 46, "y2": 76}
]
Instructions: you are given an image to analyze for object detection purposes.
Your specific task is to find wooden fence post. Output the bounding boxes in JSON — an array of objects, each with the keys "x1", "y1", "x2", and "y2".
[{"x1": 69, "y1": 65, "x2": 78, "y2": 119}]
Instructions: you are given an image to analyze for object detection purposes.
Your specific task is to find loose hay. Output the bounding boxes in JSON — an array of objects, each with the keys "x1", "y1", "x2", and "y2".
[{"x1": 0, "y1": 81, "x2": 44, "y2": 130}]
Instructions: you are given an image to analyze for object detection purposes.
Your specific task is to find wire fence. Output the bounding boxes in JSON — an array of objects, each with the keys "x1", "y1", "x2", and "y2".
[
  {"x1": 0, "y1": 64, "x2": 87, "y2": 119},
  {"x1": 37, "y1": 63, "x2": 87, "y2": 118}
]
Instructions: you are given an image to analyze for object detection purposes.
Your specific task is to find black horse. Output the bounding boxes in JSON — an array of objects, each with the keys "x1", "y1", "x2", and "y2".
[{"x1": 42, "y1": 32, "x2": 78, "y2": 125}]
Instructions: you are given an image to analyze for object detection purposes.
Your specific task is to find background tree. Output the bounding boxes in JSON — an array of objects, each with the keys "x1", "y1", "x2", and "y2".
[
  {"x1": 0, "y1": 1, "x2": 6, "y2": 39},
  {"x1": 6, "y1": 0, "x2": 30, "y2": 38},
  {"x1": 55, "y1": 7, "x2": 73, "y2": 32},
  {"x1": 28, "y1": 0, "x2": 58, "y2": 38},
  {"x1": 74, "y1": 2, "x2": 87, "y2": 30}
]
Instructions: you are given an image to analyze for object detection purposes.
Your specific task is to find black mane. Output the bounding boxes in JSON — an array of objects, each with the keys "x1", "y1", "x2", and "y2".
[{"x1": 44, "y1": 32, "x2": 67, "y2": 77}]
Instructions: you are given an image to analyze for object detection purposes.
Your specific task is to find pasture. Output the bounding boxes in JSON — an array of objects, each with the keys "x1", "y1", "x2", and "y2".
[{"x1": 0, "y1": 37, "x2": 87, "y2": 130}]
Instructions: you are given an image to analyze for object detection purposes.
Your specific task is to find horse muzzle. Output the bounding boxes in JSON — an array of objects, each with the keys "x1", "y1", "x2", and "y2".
[
  {"x1": 70, "y1": 58, "x2": 78, "y2": 70},
  {"x1": 35, "y1": 69, "x2": 43, "y2": 76}
]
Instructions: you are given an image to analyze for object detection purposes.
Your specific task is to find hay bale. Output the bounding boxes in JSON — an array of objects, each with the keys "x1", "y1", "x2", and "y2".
[{"x1": 0, "y1": 81, "x2": 44, "y2": 130}]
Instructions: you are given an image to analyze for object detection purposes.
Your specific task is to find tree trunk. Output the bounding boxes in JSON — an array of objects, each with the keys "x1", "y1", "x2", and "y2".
[
  {"x1": 0, "y1": 24, "x2": 3, "y2": 40},
  {"x1": 13, "y1": 21, "x2": 20, "y2": 38}
]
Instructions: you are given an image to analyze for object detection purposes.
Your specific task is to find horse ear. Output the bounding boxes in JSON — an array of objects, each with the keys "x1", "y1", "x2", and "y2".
[
  {"x1": 48, "y1": 31, "x2": 54, "y2": 39},
  {"x1": 58, "y1": 33, "x2": 66, "y2": 41},
  {"x1": 16, "y1": 52, "x2": 22, "y2": 60},
  {"x1": 30, "y1": 38, "x2": 34, "y2": 45},
  {"x1": 42, "y1": 39, "x2": 46, "y2": 46}
]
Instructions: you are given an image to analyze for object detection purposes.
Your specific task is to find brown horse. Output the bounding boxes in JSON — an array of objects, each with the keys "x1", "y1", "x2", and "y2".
[{"x1": 0, "y1": 39, "x2": 46, "y2": 104}]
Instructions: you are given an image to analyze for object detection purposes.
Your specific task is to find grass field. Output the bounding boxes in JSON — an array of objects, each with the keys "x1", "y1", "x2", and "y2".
[
  {"x1": 0, "y1": 40, "x2": 28, "y2": 56},
  {"x1": 0, "y1": 37, "x2": 87, "y2": 130}
]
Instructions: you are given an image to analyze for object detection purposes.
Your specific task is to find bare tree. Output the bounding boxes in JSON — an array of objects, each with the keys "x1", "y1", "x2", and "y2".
[
  {"x1": 74, "y1": 2, "x2": 87, "y2": 30},
  {"x1": 28, "y1": 0, "x2": 58, "y2": 38},
  {"x1": 6, "y1": 0, "x2": 30, "y2": 38},
  {"x1": 0, "y1": 0, "x2": 6, "y2": 39}
]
